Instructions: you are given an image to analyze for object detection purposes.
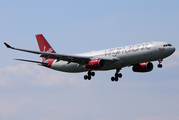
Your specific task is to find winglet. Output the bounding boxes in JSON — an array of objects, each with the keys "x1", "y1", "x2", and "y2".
[{"x1": 4, "y1": 42, "x2": 12, "y2": 48}]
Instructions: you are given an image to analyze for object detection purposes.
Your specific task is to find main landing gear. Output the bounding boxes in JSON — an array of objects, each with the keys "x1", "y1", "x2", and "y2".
[
  {"x1": 84, "y1": 70, "x2": 95, "y2": 80},
  {"x1": 111, "y1": 69, "x2": 122, "y2": 82},
  {"x1": 157, "y1": 59, "x2": 163, "y2": 68}
]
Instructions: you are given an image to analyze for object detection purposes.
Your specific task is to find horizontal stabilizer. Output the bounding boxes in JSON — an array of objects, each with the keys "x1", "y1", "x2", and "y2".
[{"x1": 14, "y1": 59, "x2": 47, "y2": 65}]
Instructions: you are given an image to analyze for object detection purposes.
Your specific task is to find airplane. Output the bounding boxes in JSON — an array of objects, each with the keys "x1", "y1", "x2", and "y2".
[{"x1": 4, "y1": 34, "x2": 175, "y2": 82}]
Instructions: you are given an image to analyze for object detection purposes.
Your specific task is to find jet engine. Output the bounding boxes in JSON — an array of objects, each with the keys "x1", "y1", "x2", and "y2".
[
  {"x1": 85, "y1": 59, "x2": 106, "y2": 70},
  {"x1": 132, "y1": 62, "x2": 153, "y2": 72}
]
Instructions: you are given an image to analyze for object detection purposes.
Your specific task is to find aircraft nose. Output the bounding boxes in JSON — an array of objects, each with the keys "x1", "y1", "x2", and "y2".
[{"x1": 170, "y1": 46, "x2": 176, "y2": 54}]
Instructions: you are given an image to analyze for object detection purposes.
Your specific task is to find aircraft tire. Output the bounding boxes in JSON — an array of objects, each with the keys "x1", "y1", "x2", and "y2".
[
  {"x1": 91, "y1": 72, "x2": 95, "y2": 76},
  {"x1": 118, "y1": 73, "x2": 122, "y2": 78},
  {"x1": 88, "y1": 76, "x2": 91, "y2": 80},
  {"x1": 157, "y1": 64, "x2": 162, "y2": 68},
  {"x1": 115, "y1": 73, "x2": 122, "y2": 78},
  {"x1": 115, "y1": 77, "x2": 118, "y2": 82},
  {"x1": 111, "y1": 77, "x2": 115, "y2": 81},
  {"x1": 84, "y1": 75, "x2": 88, "y2": 80}
]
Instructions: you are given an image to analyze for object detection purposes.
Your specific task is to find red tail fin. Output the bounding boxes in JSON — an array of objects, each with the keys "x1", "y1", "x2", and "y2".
[
  {"x1": 35, "y1": 34, "x2": 56, "y2": 53},
  {"x1": 36, "y1": 34, "x2": 56, "y2": 64}
]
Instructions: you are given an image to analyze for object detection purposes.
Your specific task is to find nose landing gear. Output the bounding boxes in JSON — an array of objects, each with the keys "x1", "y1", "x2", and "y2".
[
  {"x1": 84, "y1": 70, "x2": 95, "y2": 80},
  {"x1": 158, "y1": 59, "x2": 163, "y2": 68},
  {"x1": 111, "y1": 69, "x2": 122, "y2": 82}
]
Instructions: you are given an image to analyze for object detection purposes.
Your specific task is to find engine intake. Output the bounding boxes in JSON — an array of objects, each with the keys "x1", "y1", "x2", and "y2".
[
  {"x1": 85, "y1": 59, "x2": 106, "y2": 70},
  {"x1": 132, "y1": 62, "x2": 153, "y2": 72}
]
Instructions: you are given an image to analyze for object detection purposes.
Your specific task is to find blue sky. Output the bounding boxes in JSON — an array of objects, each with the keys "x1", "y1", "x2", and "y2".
[{"x1": 0, "y1": 0, "x2": 179, "y2": 120}]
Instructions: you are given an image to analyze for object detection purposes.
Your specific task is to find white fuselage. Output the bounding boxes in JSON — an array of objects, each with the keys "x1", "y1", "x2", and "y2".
[{"x1": 49, "y1": 42, "x2": 175, "y2": 73}]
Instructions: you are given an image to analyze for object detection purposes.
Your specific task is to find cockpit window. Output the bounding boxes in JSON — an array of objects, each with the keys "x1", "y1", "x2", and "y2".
[{"x1": 163, "y1": 44, "x2": 172, "y2": 47}]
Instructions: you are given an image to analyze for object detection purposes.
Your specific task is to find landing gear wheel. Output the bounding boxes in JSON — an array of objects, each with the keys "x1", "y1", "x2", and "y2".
[
  {"x1": 84, "y1": 70, "x2": 95, "y2": 80},
  {"x1": 115, "y1": 73, "x2": 122, "y2": 78},
  {"x1": 88, "y1": 76, "x2": 91, "y2": 80},
  {"x1": 118, "y1": 73, "x2": 122, "y2": 78},
  {"x1": 111, "y1": 68, "x2": 122, "y2": 82},
  {"x1": 157, "y1": 64, "x2": 162, "y2": 68},
  {"x1": 84, "y1": 75, "x2": 88, "y2": 80},
  {"x1": 88, "y1": 71, "x2": 91, "y2": 76},
  {"x1": 91, "y1": 72, "x2": 95, "y2": 76},
  {"x1": 111, "y1": 77, "x2": 115, "y2": 81},
  {"x1": 158, "y1": 59, "x2": 163, "y2": 68},
  {"x1": 115, "y1": 77, "x2": 118, "y2": 82}
]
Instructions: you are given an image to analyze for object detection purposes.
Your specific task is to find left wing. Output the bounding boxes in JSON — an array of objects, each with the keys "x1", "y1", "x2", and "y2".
[{"x1": 4, "y1": 42, "x2": 118, "y2": 64}]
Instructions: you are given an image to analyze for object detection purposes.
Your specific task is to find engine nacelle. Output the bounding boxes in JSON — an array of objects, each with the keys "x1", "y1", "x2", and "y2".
[
  {"x1": 132, "y1": 62, "x2": 153, "y2": 72},
  {"x1": 85, "y1": 59, "x2": 106, "y2": 70}
]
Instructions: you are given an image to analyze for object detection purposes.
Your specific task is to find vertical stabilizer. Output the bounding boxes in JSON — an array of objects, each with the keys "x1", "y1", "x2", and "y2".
[
  {"x1": 35, "y1": 34, "x2": 56, "y2": 53},
  {"x1": 36, "y1": 34, "x2": 56, "y2": 63}
]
